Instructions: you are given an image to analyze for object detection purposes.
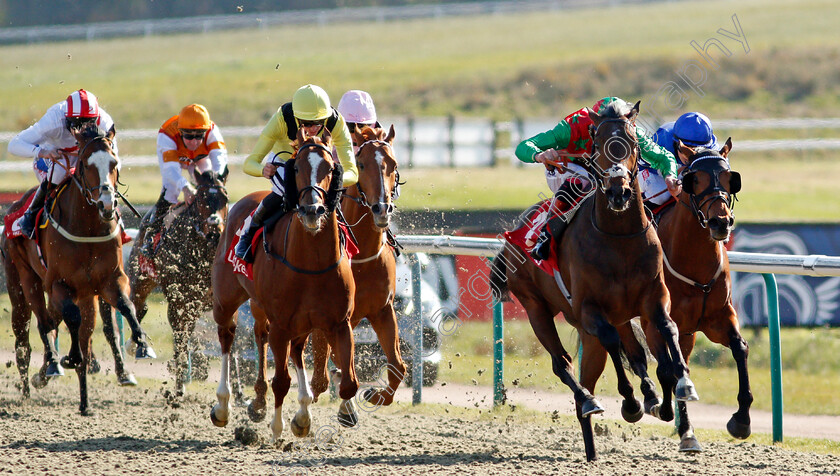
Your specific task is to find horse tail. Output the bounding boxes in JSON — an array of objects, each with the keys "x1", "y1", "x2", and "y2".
[
  {"x1": 489, "y1": 247, "x2": 511, "y2": 303},
  {"x1": 630, "y1": 318, "x2": 654, "y2": 361}
]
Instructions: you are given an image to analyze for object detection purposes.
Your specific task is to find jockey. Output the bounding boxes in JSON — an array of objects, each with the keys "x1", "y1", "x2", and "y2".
[
  {"x1": 337, "y1": 89, "x2": 381, "y2": 150},
  {"x1": 641, "y1": 111, "x2": 719, "y2": 206},
  {"x1": 141, "y1": 104, "x2": 229, "y2": 256},
  {"x1": 336, "y1": 89, "x2": 401, "y2": 202},
  {"x1": 234, "y1": 84, "x2": 359, "y2": 262},
  {"x1": 516, "y1": 97, "x2": 680, "y2": 260},
  {"x1": 7, "y1": 89, "x2": 118, "y2": 239}
]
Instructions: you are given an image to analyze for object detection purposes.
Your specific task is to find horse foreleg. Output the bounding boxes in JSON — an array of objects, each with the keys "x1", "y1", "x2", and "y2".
[
  {"x1": 583, "y1": 314, "x2": 643, "y2": 424},
  {"x1": 363, "y1": 304, "x2": 406, "y2": 407},
  {"x1": 75, "y1": 298, "x2": 96, "y2": 416},
  {"x1": 268, "y1": 330, "x2": 292, "y2": 442},
  {"x1": 211, "y1": 299, "x2": 238, "y2": 428},
  {"x1": 289, "y1": 335, "x2": 314, "y2": 437},
  {"x1": 617, "y1": 321, "x2": 661, "y2": 415},
  {"x1": 102, "y1": 278, "x2": 156, "y2": 360},
  {"x1": 99, "y1": 297, "x2": 137, "y2": 386},
  {"x1": 703, "y1": 305, "x2": 753, "y2": 440},
  {"x1": 329, "y1": 319, "x2": 359, "y2": 428},
  {"x1": 524, "y1": 299, "x2": 602, "y2": 416},
  {"x1": 643, "y1": 292, "x2": 698, "y2": 402},
  {"x1": 247, "y1": 303, "x2": 270, "y2": 423},
  {"x1": 309, "y1": 330, "x2": 331, "y2": 403}
]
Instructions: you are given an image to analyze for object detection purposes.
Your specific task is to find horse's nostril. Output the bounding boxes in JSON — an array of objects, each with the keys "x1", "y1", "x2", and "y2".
[
  {"x1": 316, "y1": 205, "x2": 326, "y2": 216},
  {"x1": 371, "y1": 204, "x2": 381, "y2": 214}
]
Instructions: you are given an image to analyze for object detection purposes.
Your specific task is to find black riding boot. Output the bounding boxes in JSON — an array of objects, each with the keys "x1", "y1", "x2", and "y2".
[
  {"x1": 530, "y1": 217, "x2": 569, "y2": 261},
  {"x1": 20, "y1": 181, "x2": 49, "y2": 239},
  {"x1": 235, "y1": 192, "x2": 286, "y2": 263},
  {"x1": 141, "y1": 195, "x2": 172, "y2": 257}
]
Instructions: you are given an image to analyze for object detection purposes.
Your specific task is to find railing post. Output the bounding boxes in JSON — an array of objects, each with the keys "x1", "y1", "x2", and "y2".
[
  {"x1": 492, "y1": 299, "x2": 505, "y2": 407},
  {"x1": 763, "y1": 273, "x2": 784, "y2": 443},
  {"x1": 411, "y1": 254, "x2": 423, "y2": 405},
  {"x1": 447, "y1": 114, "x2": 456, "y2": 168}
]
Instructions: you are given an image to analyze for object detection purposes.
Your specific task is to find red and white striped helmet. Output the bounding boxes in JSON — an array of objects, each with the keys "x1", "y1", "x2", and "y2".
[{"x1": 65, "y1": 89, "x2": 100, "y2": 118}]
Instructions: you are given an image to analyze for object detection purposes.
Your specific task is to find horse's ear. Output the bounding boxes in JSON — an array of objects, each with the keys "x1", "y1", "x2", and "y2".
[
  {"x1": 322, "y1": 125, "x2": 332, "y2": 145},
  {"x1": 720, "y1": 137, "x2": 733, "y2": 158},
  {"x1": 385, "y1": 124, "x2": 396, "y2": 143},
  {"x1": 586, "y1": 107, "x2": 601, "y2": 124},
  {"x1": 106, "y1": 125, "x2": 116, "y2": 141},
  {"x1": 627, "y1": 101, "x2": 640, "y2": 123},
  {"x1": 676, "y1": 140, "x2": 694, "y2": 164},
  {"x1": 296, "y1": 126, "x2": 307, "y2": 144},
  {"x1": 220, "y1": 165, "x2": 229, "y2": 183}
]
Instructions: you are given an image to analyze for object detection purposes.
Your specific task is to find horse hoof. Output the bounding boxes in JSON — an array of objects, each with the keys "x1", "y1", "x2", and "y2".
[
  {"x1": 60, "y1": 355, "x2": 81, "y2": 370},
  {"x1": 88, "y1": 358, "x2": 101, "y2": 374},
  {"x1": 727, "y1": 415, "x2": 751, "y2": 439},
  {"x1": 136, "y1": 344, "x2": 157, "y2": 360},
  {"x1": 581, "y1": 398, "x2": 605, "y2": 418},
  {"x1": 46, "y1": 361, "x2": 64, "y2": 378},
  {"x1": 337, "y1": 411, "x2": 358, "y2": 428},
  {"x1": 647, "y1": 403, "x2": 674, "y2": 422},
  {"x1": 675, "y1": 376, "x2": 699, "y2": 402},
  {"x1": 290, "y1": 417, "x2": 311, "y2": 438},
  {"x1": 362, "y1": 388, "x2": 387, "y2": 406},
  {"x1": 119, "y1": 374, "x2": 138, "y2": 386},
  {"x1": 644, "y1": 397, "x2": 663, "y2": 416},
  {"x1": 621, "y1": 399, "x2": 644, "y2": 423},
  {"x1": 31, "y1": 373, "x2": 48, "y2": 389},
  {"x1": 679, "y1": 435, "x2": 703, "y2": 452},
  {"x1": 248, "y1": 401, "x2": 267, "y2": 423},
  {"x1": 210, "y1": 408, "x2": 228, "y2": 428}
]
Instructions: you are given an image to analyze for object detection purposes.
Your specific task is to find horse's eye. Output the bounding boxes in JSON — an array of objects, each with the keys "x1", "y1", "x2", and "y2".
[{"x1": 359, "y1": 163, "x2": 365, "y2": 171}]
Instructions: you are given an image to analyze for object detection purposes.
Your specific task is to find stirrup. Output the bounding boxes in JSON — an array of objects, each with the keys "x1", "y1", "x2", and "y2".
[
  {"x1": 530, "y1": 240, "x2": 551, "y2": 261},
  {"x1": 234, "y1": 234, "x2": 254, "y2": 261},
  {"x1": 20, "y1": 212, "x2": 37, "y2": 239}
]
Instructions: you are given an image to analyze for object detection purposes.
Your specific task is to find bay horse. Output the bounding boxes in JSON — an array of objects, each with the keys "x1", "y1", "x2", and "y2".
[
  {"x1": 1, "y1": 127, "x2": 155, "y2": 415},
  {"x1": 126, "y1": 167, "x2": 229, "y2": 393},
  {"x1": 210, "y1": 129, "x2": 358, "y2": 441},
  {"x1": 646, "y1": 138, "x2": 747, "y2": 451},
  {"x1": 490, "y1": 100, "x2": 697, "y2": 461},
  {"x1": 309, "y1": 124, "x2": 405, "y2": 407}
]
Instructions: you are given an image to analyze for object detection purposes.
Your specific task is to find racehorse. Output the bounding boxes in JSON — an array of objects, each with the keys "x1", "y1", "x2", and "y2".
[
  {"x1": 126, "y1": 167, "x2": 229, "y2": 393},
  {"x1": 1, "y1": 127, "x2": 155, "y2": 415},
  {"x1": 646, "y1": 138, "x2": 747, "y2": 450},
  {"x1": 210, "y1": 129, "x2": 358, "y2": 440},
  {"x1": 490, "y1": 100, "x2": 697, "y2": 461},
  {"x1": 309, "y1": 125, "x2": 405, "y2": 406}
]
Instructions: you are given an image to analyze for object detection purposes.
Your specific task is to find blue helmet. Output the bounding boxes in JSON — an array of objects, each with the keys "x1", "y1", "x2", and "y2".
[
  {"x1": 673, "y1": 112, "x2": 717, "y2": 150},
  {"x1": 652, "y1": 121, "x2": 677, "y2": 155}
]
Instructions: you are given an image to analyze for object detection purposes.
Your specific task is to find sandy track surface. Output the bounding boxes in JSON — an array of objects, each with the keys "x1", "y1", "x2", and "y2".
[{"x1": 0, "y1": 354, "x2": 839, "y2": 475}]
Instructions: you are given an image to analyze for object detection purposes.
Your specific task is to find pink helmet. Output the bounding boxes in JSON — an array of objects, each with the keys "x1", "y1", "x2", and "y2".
[
  {"x1": 65, "y1": 89, "x2": 100, "y2": 118},
  {"x1": 337, "y1": 90, "x2": 377, "y2": 124}
]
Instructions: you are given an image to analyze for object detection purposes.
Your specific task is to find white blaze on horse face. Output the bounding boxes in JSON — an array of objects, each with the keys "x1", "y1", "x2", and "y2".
[
  {"x1": 89, "y1": 150, "x2": 116, "y2": 210},
  {"x1": 374, "y1": 150, "x2": 386, "y2": 204},
  {"x1": 307, "y1": 152, "x2": 324, "y2": 206}
]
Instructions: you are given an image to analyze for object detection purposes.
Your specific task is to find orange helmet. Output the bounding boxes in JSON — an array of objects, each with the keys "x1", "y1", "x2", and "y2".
[{"x1": 178, "y1": 104, "x2": 212, "y2": 130}]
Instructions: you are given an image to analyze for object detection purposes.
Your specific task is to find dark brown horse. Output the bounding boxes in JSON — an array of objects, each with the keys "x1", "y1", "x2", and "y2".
[
  {"x1": 210, "y1": 129, "x2": 358, "y2": 440},
  {"x1": 490, "y1": 100, "x2": 697, "y2": 461},
  {"x1": 646, "y1": 138, "x2": 747, "y2": 451},
  {"x1": 309, "y1": 125, "x2": 405, "y2": 406},
  {"x1": 1, "y1": 127, "x2": 155, "y2": 415},
  {"x1": 127, "y1": 167, "x2": 229, "y2": 393}
]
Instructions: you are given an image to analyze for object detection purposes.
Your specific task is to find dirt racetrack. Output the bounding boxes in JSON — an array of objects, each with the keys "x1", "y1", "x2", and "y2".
[{"x1": 0, "y1": 360, "x2": 839, "y2": 476}]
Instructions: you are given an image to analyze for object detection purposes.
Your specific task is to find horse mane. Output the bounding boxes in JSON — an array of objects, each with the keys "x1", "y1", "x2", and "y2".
[{"x1": 597, "y1": 99, "x2": 632, "y2": 119}]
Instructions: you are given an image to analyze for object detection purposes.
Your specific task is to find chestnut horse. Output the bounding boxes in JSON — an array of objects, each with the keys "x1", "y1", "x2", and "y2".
[
  {"x1": 309, "y1": 125, "x2": 405, "y2": 407},
  {"x1": 126, "y1": 168, "x2": 229, "y2": 393},
  {"x1": 646, "y1": 138, "x2": 747, "y2": 451},
  {"x1": 1, "y1": 127, "x2": 155, "y2": 415},
  {"x1": 490, "y1": 100, "x2": 697, "y2": 461},
  {"x1": 210, "y1": 129, "x2": 358, "y2": 440}
]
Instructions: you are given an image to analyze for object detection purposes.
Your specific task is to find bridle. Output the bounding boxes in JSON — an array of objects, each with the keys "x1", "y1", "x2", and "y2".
[
  {"x1": 293, "y1": 142, "x2": 336, "y2": 209},
  {"x1": 344, "y1": 139, "x2": 401, "y2": 209},
  {"x1": 585, "y1": 117, "x2": 641, "y2": 193},
  {"x1": 680, "y1": 152, "x2": 740, "y2": 229},
  {"x1": 73, "y1": 135, "x2": 117, "y2": 214}
]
